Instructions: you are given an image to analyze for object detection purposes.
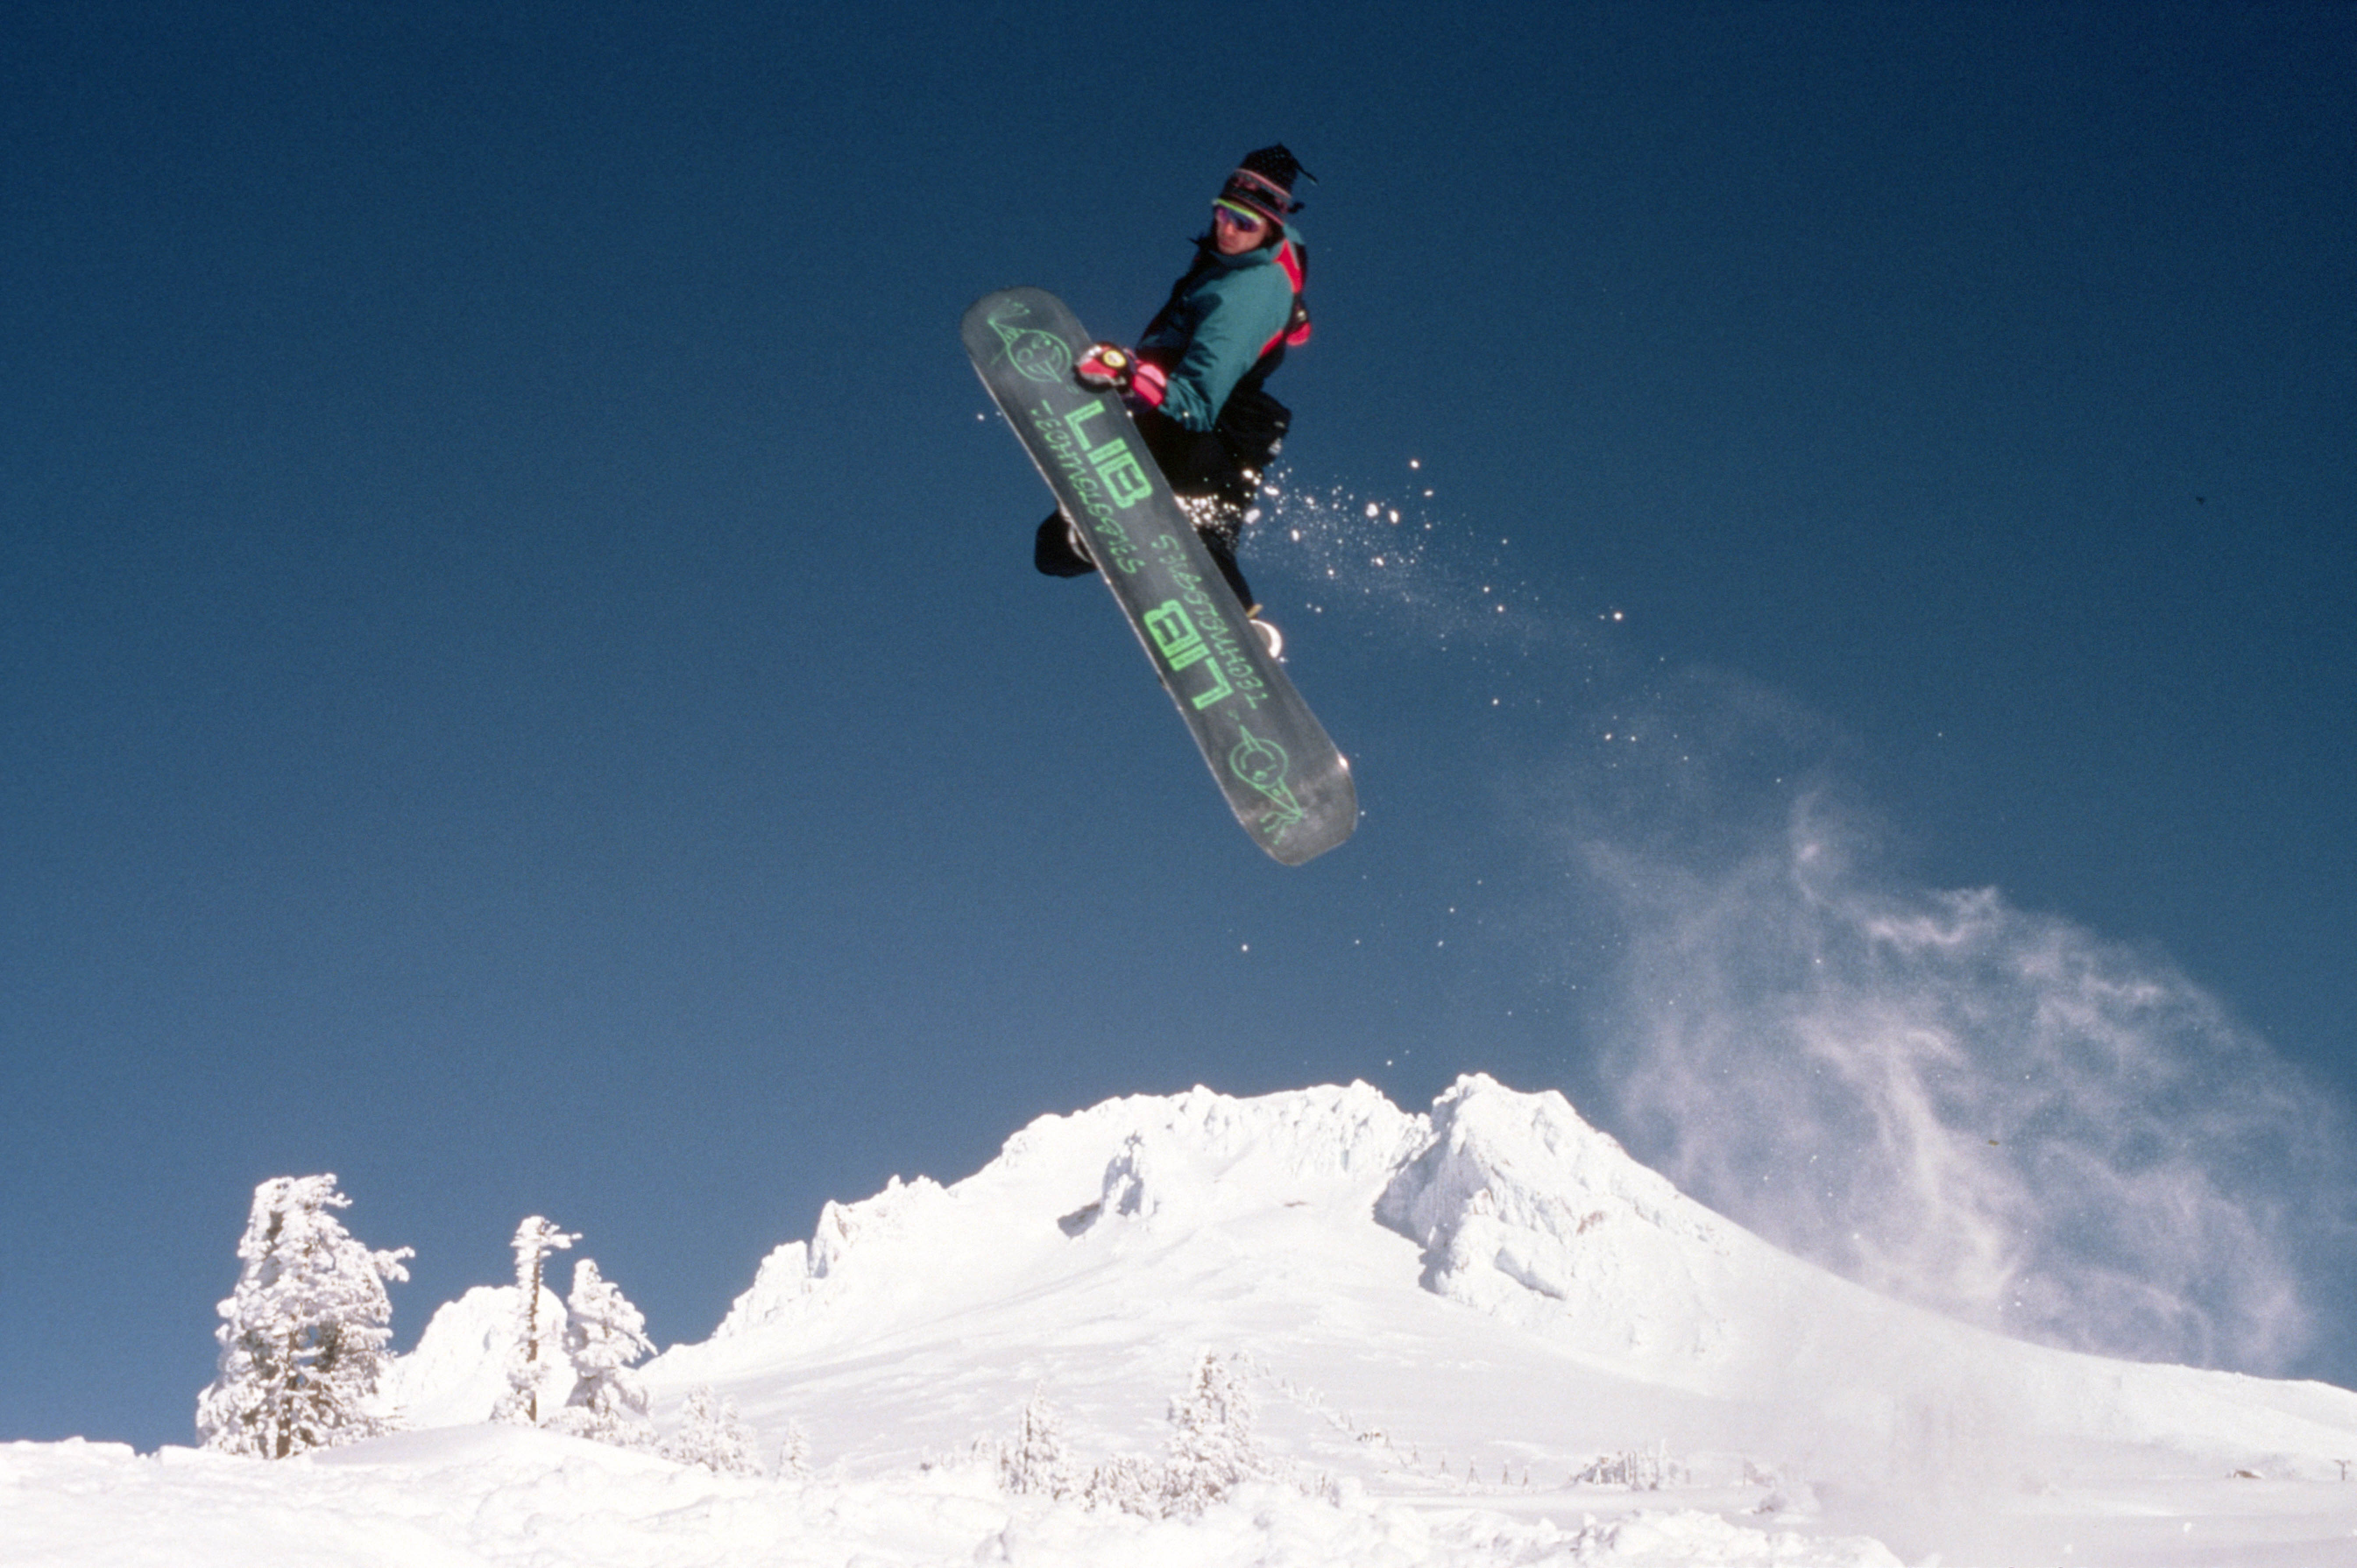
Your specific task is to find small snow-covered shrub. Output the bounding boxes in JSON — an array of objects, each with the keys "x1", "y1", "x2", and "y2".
[
  {"x1": 1080, "y1": 1451, "x2": 1165, "y2": 1515},
  {"x1": 777, "y1": 1420, "x2": 812, "y2": 1478},
  {"x1": 663, "y1": 1384, "x2": 762, "y2": 1474},
  {"x1": 1573, "y1": 1440, "x2": 1685, "y2": 1490},
  {"x1": 981, "y1": 1353, "x2": 1311, "y2": 1520}
]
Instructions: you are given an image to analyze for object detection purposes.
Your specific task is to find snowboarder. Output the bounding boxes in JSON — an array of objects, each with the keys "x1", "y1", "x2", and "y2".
[{"x1": 1034, "y1": 145, "x2": 1314, "y2": 632}]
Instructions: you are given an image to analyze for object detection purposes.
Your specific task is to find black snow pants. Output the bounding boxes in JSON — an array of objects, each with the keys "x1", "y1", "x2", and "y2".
[{"x1": 1033, "y1": 387, "x2": 1290, "y2": 610}]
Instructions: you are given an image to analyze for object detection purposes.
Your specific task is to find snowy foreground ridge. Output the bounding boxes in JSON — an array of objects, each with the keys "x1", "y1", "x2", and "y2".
[{"x1": 13, "y1": 1076, "x2": 2357, "y2": 1565}]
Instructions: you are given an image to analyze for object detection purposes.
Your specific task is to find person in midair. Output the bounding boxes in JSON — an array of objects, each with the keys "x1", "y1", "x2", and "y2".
[{"x1": 1035, "y1": 145, "x2": 1314, "y2": 639}]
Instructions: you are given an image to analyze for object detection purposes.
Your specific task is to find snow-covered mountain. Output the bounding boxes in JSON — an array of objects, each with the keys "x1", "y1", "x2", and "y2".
[
  {"x1": 10, "y1": 1074, "x2": 2357, "y2": 1566},
  {"x1": 663, "y1": 1074, "x2": 2357, "y2": 1476}
]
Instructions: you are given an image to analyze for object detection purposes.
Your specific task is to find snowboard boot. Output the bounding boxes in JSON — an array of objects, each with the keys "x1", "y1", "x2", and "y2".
[
  {"x1": 1248, "y1": 609, "x2": 1283, "y2": 660},
  {"x1": 1034, "y1": 511, "x2": 1097, "y2": 577}
]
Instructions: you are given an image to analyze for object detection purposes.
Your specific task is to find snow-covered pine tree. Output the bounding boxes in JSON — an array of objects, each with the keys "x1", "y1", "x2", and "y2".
[
  {"x1": 195, "y1": 1174, "x2": 414, "y2": 1459},
  {"x1": 1081, "y1": 1451, "x2": 1165, "y2": 1517},
  {"x1": 777, "y1": 1420, "x2": 812, "y2": 1478},
  {"x1": 545, "y1": 1256, "x2": 653, "y2": 1446},
  {"x1": 662, "y1": 1384, "x2": 762, "y2": 1474},
  {"x1": 1161, "y1": 1350, "x2": 1263, "y2": 1514},
  {"x1": 491, "y1": 1215, "x2": 578, "y2": 1425},
  {"x1": 998, "y1": 1389, "x2": 1074, "y2": 1498}
]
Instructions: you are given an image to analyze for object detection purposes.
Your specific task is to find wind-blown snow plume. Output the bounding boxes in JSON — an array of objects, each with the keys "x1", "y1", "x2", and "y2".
[{"x1": 1556, "y1": 668, "x2": 2353, "y2": 1375}]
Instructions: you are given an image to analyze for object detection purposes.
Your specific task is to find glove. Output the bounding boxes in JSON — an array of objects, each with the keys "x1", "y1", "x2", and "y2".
[
  {"x1": 1075, "y1": 342, "x2": 1134, "y2": 391},
  {"x1": 1075, "y1": 343, "x2": 1170, "y2": 410}
]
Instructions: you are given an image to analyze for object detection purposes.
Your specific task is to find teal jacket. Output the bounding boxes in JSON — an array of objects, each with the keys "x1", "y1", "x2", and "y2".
[{"x1": 1134, "y1": 231, "x2": 1299, "y2": 433}]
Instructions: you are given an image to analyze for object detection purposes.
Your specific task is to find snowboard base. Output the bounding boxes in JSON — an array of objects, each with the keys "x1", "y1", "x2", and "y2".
[{"x1": 963, "y1": 286, "x2": 1354, "y2": 865}]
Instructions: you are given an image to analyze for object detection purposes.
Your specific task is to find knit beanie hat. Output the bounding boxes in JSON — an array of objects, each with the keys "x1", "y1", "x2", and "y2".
[{"x1": 1217, "y1": 144, "x2": 1315, "y2": 227}]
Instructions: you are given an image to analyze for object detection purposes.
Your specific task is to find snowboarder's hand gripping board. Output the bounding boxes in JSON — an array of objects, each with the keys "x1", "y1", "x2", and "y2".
[{"x1": 962, "y1": 286, "x2": 1356, "y2": 865}]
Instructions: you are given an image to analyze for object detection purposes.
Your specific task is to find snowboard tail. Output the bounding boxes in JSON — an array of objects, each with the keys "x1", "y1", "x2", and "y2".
[{"x1": 962, "y1": 286, "x2": 1355, "y2": 865}]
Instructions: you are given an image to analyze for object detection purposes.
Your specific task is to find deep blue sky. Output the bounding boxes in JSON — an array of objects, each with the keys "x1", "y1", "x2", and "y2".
[{"x1": 4, "y1": 3, "x2": 2351, "y2": 1450}]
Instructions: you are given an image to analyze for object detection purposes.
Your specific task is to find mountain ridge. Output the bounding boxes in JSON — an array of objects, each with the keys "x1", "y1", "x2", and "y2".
[
  {"x1": 15, "y1": 1074, "x2": 2357, "y2": 1568},
  {"x1": 601, "y1": 1072, "x2": 2357, "y2": 1490}
]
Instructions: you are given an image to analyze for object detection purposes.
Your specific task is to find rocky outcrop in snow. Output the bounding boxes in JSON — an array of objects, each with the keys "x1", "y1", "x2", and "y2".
[
  {"x1": 712, "y1": 1172, "x2": 954, "y2": 1339},
  {"x1": 376, "y1": 1284, "x2": 567, "y2": 1430},
  {"x1": 711, "y1": 1081, "x2": 1424, "y2": 1340},
  {"x1": 1376, "y1": 1074, "x2": 1727, "y2": 1331}
]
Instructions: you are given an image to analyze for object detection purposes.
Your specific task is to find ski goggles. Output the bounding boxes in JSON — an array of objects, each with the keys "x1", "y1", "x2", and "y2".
[{"x1": 1213, "y1": 198, "x2": 1272, "y2": 230}]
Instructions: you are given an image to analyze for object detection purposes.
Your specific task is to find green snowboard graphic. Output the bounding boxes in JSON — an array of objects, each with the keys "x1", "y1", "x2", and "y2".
[{"x1": 962, "y1": 287, "x2": 1356, "y2": 865}]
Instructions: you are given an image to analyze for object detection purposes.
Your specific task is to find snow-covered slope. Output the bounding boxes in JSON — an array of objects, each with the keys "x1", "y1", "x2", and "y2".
[
  {"x1": 642, "y1": 1073, "x2": 2357, "y2": 1561},
  {"x1": 10, "y1": 1074, "x2": 2357, "y2": 1567},
  {"x1": 1376, "y1": 1077, "x2": 2357, "y2": 1462},
  {"x1": 657, "y1": 1074, "x2": 2357, "y2": 1477}
]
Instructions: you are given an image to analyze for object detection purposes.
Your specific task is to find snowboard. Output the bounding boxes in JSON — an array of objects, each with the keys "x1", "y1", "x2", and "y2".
[{"x1": 962, "y1": 286, "x2": 1356, "y2": 865}]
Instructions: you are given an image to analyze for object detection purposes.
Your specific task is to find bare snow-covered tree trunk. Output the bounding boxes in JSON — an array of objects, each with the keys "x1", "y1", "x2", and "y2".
[{"x1": 492, "y1": 1216, "x2": 578, "y2": 1425}]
